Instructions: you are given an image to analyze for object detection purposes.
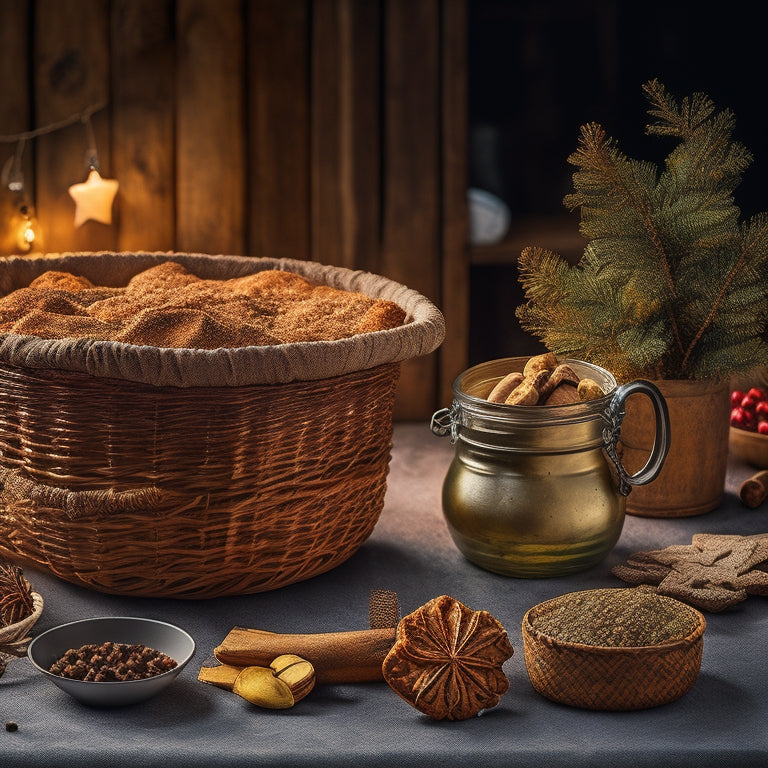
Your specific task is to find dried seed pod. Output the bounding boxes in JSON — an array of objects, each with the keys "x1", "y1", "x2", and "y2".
[
  {"x1": 543, "y1": 383, "x2": 580, "y2": 406},
  {"x1": 538, "y1": 364, "x2": 580, "y2": 401},
  {"x1": 523, "y1": 352, "x2": 557, "y2": 378},
  {"x1": 269, "y1": 654, "x2": 316, "y2": 703},
  {"x1": 505, "y1": 369, "x2": 551, "y2": 405},
  {"x1": 382, "y1": 595, "x2": 514, "y2": 721},
  {"x1": 577, "y1": 378, "x2": 604, "y2": 401},
  {"x1": 487, "y1": 372, "x2": 524, "y2": 403},
  {"x1": 233, "y1": 665, "x2": 295, "y2": 709}
]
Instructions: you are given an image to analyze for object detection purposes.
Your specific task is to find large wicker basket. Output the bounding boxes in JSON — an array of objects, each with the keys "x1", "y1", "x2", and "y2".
[{"x1": 0, "y1": 252, "x2": 444, "y2": 598}]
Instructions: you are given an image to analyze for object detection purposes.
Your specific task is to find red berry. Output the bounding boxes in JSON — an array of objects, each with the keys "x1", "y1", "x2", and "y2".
[
  {"x1": 741, "y1": 395, "x2": 760, "y2": 413},
  {"x1": 748, "y1": 387, "x2": 766, "y2": 401},
  {"x1": 758, "y1": 421, "x2": 768, "y2": 435},
  {"x1": 731, "y1": 390, "x2": 745, "y2": 407},
  {"x1": 756, "y1": 401, "x2": 768, "y2": 417}
]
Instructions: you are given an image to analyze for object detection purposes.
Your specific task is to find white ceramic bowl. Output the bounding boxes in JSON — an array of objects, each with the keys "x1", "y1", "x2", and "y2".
[{"x1": 27, "y1": 616, "x2": 195, "y2": 706}]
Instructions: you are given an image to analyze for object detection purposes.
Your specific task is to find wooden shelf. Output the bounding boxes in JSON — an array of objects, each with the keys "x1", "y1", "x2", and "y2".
[{"x1": 470, "y1": 213, "x2": 584, "y2": 265}]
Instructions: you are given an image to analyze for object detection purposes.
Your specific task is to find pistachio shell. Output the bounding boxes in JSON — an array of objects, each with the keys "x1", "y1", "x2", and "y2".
[
  {"x1": 233, "y1": 665, "x2": 295, "y2": 709},
  {"x1": 269, "y1": 654, "x2": 316, "y2": 703}
]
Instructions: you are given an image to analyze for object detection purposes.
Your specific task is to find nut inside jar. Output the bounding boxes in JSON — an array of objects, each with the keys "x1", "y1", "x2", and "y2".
[{"x1": 486, "y1": 353, "x2": 604, "y2": 406}]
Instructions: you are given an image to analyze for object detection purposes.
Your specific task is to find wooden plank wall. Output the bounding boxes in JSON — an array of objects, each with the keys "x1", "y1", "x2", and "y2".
[{"x1": 0, "y1": 0, "x2": 468, "y2": 420}]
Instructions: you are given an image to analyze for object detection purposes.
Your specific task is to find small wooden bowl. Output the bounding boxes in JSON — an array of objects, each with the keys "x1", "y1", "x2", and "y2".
[
  {"x1": 522, "y1": 588, "x2": 706, "y2": 711},
  {"x1": 729, "y1": 426, "x2": 768, "y2": 468}
]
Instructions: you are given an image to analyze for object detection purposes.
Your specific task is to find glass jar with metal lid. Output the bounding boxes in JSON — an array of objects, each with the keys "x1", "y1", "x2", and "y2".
[{"x1": 431, "y1": 357, "x2": 669, "y2": 578}]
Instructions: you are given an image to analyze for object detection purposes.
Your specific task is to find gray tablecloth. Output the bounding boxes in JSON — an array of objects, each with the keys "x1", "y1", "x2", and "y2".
[{"x1": 3, "y1": 423, "x2": 768, "y2": 768}]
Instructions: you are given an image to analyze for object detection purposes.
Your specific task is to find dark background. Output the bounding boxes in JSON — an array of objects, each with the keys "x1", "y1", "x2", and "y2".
[{"x1": 468, "y1": 0, "x2": 768, "y2": 365}]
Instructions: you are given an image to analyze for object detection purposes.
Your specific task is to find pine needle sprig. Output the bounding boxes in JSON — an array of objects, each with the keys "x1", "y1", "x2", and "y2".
[
  {"x1": 562, "y1": 118, "x2": 684, "y2": 359},
  {"x1": 516, "y1": 81, "x2": 768, "y2": 382},
  {"x1": 642, "y1": 78, "x2": 716, "y2": 140}
]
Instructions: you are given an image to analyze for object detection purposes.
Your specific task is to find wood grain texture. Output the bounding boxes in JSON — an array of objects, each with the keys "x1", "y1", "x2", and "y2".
[
  {"x1": 310, "y1": 0, "x2": 380, "y2": 273},
  {"x1": 439, "y1": 0, "x2": 470, "y2": 405},
  {"x1": 111, "y1": 0, "x2": 175, "y2": 251},
  {"x1": 0, "y1": 0, "x2": 32, "y2": 254},
  {"x1": 381, "y1": 0, "x2": 441, "y2": 420},
  {"x1": 34, "y1": 0, "x2": 115, "y2": 252},
  {"x1": 247, "y1": 0, "x2": 310, "y2": 261},
  {"x1": 176, "y1": 0, "x2": 245, "y2": 254}
]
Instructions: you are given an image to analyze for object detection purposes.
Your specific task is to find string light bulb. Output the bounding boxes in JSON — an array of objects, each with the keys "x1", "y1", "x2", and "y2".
[
  {"x1": 1, "y1": 103, "x2": 115, "y2": 249},
  {"x1": 2, "y1": 139, "x2": 42, "y2": 253},
  {"x1": 13, "y1": 204, "x2": 42, "y2": 253}
]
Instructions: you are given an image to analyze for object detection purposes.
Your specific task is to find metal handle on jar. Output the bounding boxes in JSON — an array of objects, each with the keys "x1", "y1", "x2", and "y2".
[
  {"x1": 602, "y1": 380, "x2": 670, "y2": 496},
  {"x1": 430, "y1": 405, "x2": 459, "y2": 443}
]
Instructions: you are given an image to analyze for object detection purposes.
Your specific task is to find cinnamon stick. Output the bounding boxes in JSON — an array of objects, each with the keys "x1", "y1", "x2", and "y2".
[
  {"x1": 739, "y1": 470, "x2": 768, "y2": 509},
  {"x1": 213, "y1": 626, "x2": 397, "y2": 684}
]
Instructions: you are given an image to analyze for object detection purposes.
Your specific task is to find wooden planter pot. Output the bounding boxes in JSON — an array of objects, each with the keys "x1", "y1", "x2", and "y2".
[{"x1": 619, "y1": 379, "x2": 731, "y2": 518}]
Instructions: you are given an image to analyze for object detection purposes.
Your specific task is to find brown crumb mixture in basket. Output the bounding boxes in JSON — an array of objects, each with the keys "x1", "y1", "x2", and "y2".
[
  {"x1": 530, "y1": 588, "x2": 701, "y2": 648},
  {"x1": 48, "y1": 641, "x2": 177, "y2": 681},
  {"x1": 0, "y1": 262, "x2": 407, "y2": 349}
]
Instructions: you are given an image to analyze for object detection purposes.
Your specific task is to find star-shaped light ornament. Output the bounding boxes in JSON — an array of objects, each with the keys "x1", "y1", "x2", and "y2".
[{"x1": 68, "y1": 167, "x2": 119, "y2": 228}]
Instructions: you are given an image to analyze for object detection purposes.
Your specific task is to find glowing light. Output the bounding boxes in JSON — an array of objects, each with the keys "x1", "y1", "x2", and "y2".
[{"x1": 13, "y1": 205, "x2": 42, "y2": 253}]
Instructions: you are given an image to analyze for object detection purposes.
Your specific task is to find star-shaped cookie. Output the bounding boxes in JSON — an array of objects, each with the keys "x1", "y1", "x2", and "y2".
[{"x1": 612, "y1": 533, "x2": 768, "y2": 612}]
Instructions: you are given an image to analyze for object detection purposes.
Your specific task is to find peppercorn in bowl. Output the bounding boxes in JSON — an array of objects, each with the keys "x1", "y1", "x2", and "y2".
[{"x1": 27, "y1": 616, "x2": 195, "y2": 706}]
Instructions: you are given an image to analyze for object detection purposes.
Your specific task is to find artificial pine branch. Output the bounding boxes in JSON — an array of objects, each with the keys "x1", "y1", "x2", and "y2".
[{"x1": 517, "y1": 80, "x2": 768, "y2": 382}]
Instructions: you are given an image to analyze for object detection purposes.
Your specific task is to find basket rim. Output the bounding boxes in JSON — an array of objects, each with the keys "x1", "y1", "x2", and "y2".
[
  {"x1": 0, "y1": 591, "x2": 44, "y2": 643},
  {"x1": 0, "y1": 251, "x2": 445, "y2": 387},
  {"x1": 522, "y1": 589, "x2": 706, "y2": 654}
]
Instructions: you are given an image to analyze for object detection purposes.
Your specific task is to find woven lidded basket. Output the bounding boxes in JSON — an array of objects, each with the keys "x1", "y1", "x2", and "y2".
[
  {"x1": 522, "y1": 587, "x2": 706, "y2": 711},
  {"x1": 0, "y1": 252, "x2": 444, "y2": 598}
]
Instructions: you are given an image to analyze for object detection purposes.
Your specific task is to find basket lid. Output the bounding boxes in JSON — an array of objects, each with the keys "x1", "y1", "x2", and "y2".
[{"x1": 0, "y1": 252, "x2": 445, "y2": 387}]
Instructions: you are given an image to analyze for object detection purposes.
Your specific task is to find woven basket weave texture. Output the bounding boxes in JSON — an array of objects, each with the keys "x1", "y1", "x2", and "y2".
[
  {"x1": 0, "y1": 253, "x2": 444, "y2": 598},
  {"x1": 522, "y1": 591, "x2": 706, "y2": 711},
  {"x1": 0, "y1": 591, "x2": 43, "y2": 671}
]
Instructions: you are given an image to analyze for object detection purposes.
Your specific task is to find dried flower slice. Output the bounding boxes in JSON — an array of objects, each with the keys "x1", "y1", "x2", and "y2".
[{"x1": 382, "y1": 595, "x2": 513, "y2": 720}]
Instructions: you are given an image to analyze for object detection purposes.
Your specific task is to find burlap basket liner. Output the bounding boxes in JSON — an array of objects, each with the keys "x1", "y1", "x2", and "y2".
[
  {"x1": 0, "y1": 252, "x2": 445, "y2": 598},
  {"x1": 522, "y1": 596, "x2": 706, "y2": 711}
]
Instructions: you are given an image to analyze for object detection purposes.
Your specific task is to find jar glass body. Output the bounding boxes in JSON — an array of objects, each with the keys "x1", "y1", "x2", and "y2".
[{"x1": 436, "y1": 358, "x2": 639, "y2": 578}]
